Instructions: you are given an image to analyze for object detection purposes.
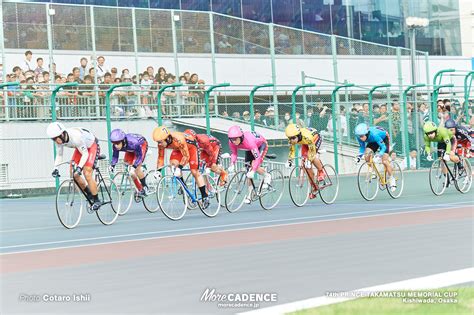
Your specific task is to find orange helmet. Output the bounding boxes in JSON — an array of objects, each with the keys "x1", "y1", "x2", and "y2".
[{"x1": 153, "y1": 126, "x2": 171, "y2": 142}]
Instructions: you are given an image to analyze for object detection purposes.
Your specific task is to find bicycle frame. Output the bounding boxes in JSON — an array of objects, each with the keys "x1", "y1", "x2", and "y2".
[
  {"x1": 69, "y1": 162, "x2": 112, "y2": 208},
  {"x1": 299, "y1": 158, "x2": 333, "y2": 192},
  {"x1": 175, "y1": 175, "x2": 200, "y2": 204},
  {"x1": 366, "y1": 155, "x2": 387, "y2": 186}
]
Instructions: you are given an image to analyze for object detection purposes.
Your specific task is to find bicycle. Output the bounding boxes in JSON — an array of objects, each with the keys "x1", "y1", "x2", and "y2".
[
  {"x1": 55, "y1": 154, "x2": 121, "y2": 229},
  {"x1": 112, "y1": 164, "x2": 161, "y2": 215},
  {"x1": 224, "y1": 154, "x2": 284, "y2": 212},
  {"x1": 429, "y1": 150, "x2": 472, "y2": 196},
  {"x1": 356, "y1": 154, "x2": 404, "y2": 201},
  {"x1": 157, "y1": 165, "x2": 220, "y2": 220},
  {"x1": 288, "y1": 154, "x2": 339, "y2": 206}
]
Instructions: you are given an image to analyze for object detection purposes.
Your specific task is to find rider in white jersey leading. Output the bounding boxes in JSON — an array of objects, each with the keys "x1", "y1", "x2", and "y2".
[{"x1": 47, "y1": 122, "x2": 102, "y2": 210}]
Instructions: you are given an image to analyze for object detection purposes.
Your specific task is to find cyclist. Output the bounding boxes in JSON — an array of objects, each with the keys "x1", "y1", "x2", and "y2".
[
  {"x1": 109, "y1": 129, "x2": 149, "y2": 197},
  {"x1": 444, "y1": 119, "x2": 474, "y2": 158},
  {"x1": 354, "y1": 123, "x2": 396, "y2": 190},
  {"x1": 47, "y1": 122, "x2": 102, "y2": 210},
  {"x1": 284, "y1": 124, "x2": 324, "y2": 199},
  {"x1": 227, "y1": 125, "x2": 272, "y2": 204},
  {"x1": 184, "y1": 129, "x2": 228, "y2": 186},
  {"x1": 153, "y1": 126, "x2": 209, "y2": 208},
  {"x1": 423, "y1": 121, "x2": 461, "y2": 170}
]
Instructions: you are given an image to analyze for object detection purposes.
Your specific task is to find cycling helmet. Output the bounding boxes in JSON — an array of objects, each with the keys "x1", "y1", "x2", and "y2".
[
  {"x1": 110, "y1": 129, "x2": 126, "y2": 142},
  {"x1": 423, "y1": 121, "x2": 438, "y2": 134},
  {"x1": 285, "y1": 124, "x2": 301, "y2": 138},
  {"x1": 444, "y1": 119, "x2": 457, "y2": 129},
  {"x1": 184, "y1": 129, "x2": 197, "y2": 137},
  {"x1": 46, "y1": 122, "x2": 66, "y2": 139},
  {"x1": 354, "y1": 123, "x2": 369, "y2": 136},
  {"x1": 228, "y1": 125, "x2": 243, "y2": 138},
  {"x1": 153, "y1": 126, "x2": 171, "y2": 142}
]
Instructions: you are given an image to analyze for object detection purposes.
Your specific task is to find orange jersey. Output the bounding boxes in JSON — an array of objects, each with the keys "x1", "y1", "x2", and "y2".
[{"x1": 157, "y1": 132, "x2": 198, "y2": 169}]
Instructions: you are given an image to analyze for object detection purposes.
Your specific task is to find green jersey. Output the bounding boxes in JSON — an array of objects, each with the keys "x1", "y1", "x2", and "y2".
[{"x1": 423, "y1": 127, "x2": 454, "y2": 154}]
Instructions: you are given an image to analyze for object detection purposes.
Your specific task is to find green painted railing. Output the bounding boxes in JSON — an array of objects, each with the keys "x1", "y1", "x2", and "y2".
[
  {"x1": 204, "y1": 83, "x2": 230, "y2": 135},
  {"x1": 331, "y1": 83, "x2": 354, "y2": 173},
  {"x1": 157, "y1": 83, "x2": 183, "y2": 125},
  {"x1": 249, "y1": 84, "x2": 274, "y2": 132},
  {"x1": 431, "y1": 84, "x2": 454, "y2": 123},
  {"x1": 402, "y1": 84, "x2": 425, "y2": 169},
  {"x1": 464, "y1": 71, "x2": 473, "y2": 121}
]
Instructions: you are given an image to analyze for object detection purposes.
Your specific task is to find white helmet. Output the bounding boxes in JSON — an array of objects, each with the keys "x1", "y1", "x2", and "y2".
[{"x1": 46, "y1": 122, "x2": 66, "y2": 139}]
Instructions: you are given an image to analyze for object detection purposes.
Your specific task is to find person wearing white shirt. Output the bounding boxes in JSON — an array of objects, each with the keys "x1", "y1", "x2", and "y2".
[
  {"x1": 22, "y1": 50, "x2": 35, "y2": 72},
  {"x1": 401, "y1": 150, "x2": 417, "y2": 170},
  {"x1": 95, "y1": 56, "x2": 110, "y2": 81}
]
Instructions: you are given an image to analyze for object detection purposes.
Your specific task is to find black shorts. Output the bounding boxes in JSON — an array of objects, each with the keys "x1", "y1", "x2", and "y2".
[
  {"x1": 366, "y1": 135, "x2": 390, "y2": 154},
  {"x1": 244, "y1": 143, "x2": 268, "y2": 164},
  {"x1": 437, "y1": 137, "x2": 456, "y2": 154}
]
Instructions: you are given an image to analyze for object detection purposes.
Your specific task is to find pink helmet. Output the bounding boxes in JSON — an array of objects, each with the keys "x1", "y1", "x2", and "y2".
[{"x1": 228, "y1": 125, "x2": 243, "y2": 138}]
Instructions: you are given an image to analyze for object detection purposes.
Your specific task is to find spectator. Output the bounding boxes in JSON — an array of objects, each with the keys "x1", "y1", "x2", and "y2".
[
  {"x1": 183, "y1": 71, "x2": 190, "y2": 83},
  {"x1": 242, "y1": 111, "x2": 250, "y2": 122},
  {"x1": 12, "y1": 66, "x2": 22, "y2": 81},
  {"x1": 23, "y1": 50, "x2": 35, "y2": 72},
  {"x1": 110, "y1": 67, "x2": 118, "y2": 81},
  {"x1": 34, "y1": 58, "x2": 45, "y2": 77},
  {"x1": 95, "y1": 56, "x2": 110, "y2": 81},
  {"x1": 357, "y1": 103, "x2": 370, "y2": 124},
  {"x1": 232, "y1": 111, "x2": 240, "y2": 120},
  {"x1": 146, "y1": 66, "x2": 154, "y2": 78},
  {"x1": 374, "y1": 104, "x2": 389, "y2": 130},
  {"x1": 80, "y1": 75, "x2": 95, "y2": 97},
  {"x1": 79, "y1": 57, "x2": 88, "y2": 80},
  {"x1": 72, "y1": 67, "x2": 82, "y2": 83},
  {"x1": 349, "y1": 107, "x2": 359, "y2": 138},
  {"x1": 121, "y1": 68, "x2": 130, "y2": 79},
  {"x1": 221, "y1": 110, "x2": 229, "y2": 118},
  {"x1": 155, "y1": 67, "x2": 167, "y2": 85},
  {"x1": 295, "y1": 112, "x2": 304, "y2": 128},
  {"x1": 283, "y1": 112, "x2": 291, "y2": 126},
  {"x1": 314, "y1": 101, "x2": 330, "y2": 131},
  {"x1": 304, "y1": 108, "x2": 314, "y2": 128},
  {"x1": 188, "y1": 73, "x2": 199, "y2": 96},
  {"x1": 140, "y1": 72, "x2": 154, "y2": 105},
  {"x1": 402, "y1": 150, "x2": 417, "y2": 170},
  {"x1": 254, "y1": 110, "x2": 262, "y2": 124},
  {"x1": 88, "y1": 67, "x2": 96, "y2": 81},
  {"x1": 391, "y1": 100, "x2": 402, "y2": 153},
  {"x1": 217, "y1": 35, "x2": 232, "y2": 51},
  {"x1": 262, "y1": 107, "x2": 275, "y2": 127}
]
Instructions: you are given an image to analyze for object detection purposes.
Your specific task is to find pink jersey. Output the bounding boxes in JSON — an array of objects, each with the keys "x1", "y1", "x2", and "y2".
[{"x1": 229, "y1": 131, "x2": 267, "y2": 171}]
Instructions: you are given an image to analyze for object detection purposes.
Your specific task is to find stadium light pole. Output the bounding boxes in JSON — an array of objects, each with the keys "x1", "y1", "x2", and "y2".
[{"x1": 405, "y1": 17, "x2": 429, "y2": 85}]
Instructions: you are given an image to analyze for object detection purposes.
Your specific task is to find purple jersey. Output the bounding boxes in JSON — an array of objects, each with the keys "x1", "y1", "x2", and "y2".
[{"x1": 111, "y1": 133, "x2": 147, "y2": 167}]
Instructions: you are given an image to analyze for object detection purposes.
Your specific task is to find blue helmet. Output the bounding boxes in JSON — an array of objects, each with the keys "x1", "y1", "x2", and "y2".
[
  {"x1": 355, "y1": 123, "x2": 369, "y2": 136},
  {"x1": 110, "y1": 129, "x2": 126, "y2": 142}
]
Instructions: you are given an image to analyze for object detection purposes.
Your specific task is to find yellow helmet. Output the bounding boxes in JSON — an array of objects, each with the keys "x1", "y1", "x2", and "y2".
[
  {"x1": 153, "y1": 126, "x2": 171, "y2": 142},
  {"x1": 285, "y1": 123, "x2": 301, "y2": 138}
]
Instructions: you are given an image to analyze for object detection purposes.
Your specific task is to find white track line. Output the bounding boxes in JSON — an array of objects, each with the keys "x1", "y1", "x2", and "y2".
[
  {"x1": 239, "y1": 268, "x2": 474, "y2": 315},
  {"x1": 1, "y1": 202, "x2": 471, "y2": 255}
]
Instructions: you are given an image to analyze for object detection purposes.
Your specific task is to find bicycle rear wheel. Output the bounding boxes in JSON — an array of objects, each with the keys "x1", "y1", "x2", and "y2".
[
  {"x1": 225, "y1": 171, "x2": 248, "y2": 213},
  {"x1": 319, "y1": 164, "x2": 339, "y2": 205},
  {"x1": 454, "y1": 158, "x2": 472, "y2": 193},
  {"x1": 95, "y1": 178, "x2": 121, "y2": 225},
  {"x1": 259, "y1": 169, "x2": 284, "y2": 210},
  {"x1": 56, "y1": 179, "x2": 84, "y2": 229},
  {"x1": 199, "y1": 174, "x2": 220, "y2": 217},
  {"x1": 142, "y1": 170, "x2": 160, "y2": 213},
  {"x1": 113, "y1": 171, "x2": 134, "y2": 215},
  {"x1": 429, "y1": 159, "x2": 447, "y2": 196},
  {"x1": 357, "y1": 162, "x2": 379, "y2": 201},
  {"x1": 386, "y1": 161, "x2": 404, "y2": 199},
  {"x1": 157, "y1": 175, "x2": 188, "y2": 220},
  {"x1": 288, "y1": 167, "x2": 310, "y2": 207}
]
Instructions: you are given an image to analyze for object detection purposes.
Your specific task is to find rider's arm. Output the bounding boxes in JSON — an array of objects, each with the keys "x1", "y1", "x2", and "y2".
[
  {"x1": 307, "y1": 135, "x2": 318, "y2": 161},
  {"x1": 375, "y1": 134, "x2": 387, "y2": 155},
  {"x1": 423, "y1": 135, "x2": 431, "y2": 154},
  {"x1": 250, "y1": 143, "x2": 265, "y2": 171},
  {"x1": 288, "y1": 143, "x2": 296, "y2": 160},
  {"x1": 54, "y1": 144, "x2": 64, "y2": 167},
  {"x1": 111, "y1": 147, "x2": 120, "y2": 167},
  {"x1": 157, "y1": 146, "x2": 165, "y2": 169},
  {"x1": 441, "y1": 129, "x2": 452, "y2": 152},
  {"x1": 177, "y1": 139, "x2": 190, "y2": 166},
  {"x1": 76, "y1": 142, "x2": 90, "y2": 169},
  {"x1": 357, "y1": 137, "x2": 366, "y2": 155},
  {"x1": 229, "y1": 141, "x2": 238, "y2": 165}
]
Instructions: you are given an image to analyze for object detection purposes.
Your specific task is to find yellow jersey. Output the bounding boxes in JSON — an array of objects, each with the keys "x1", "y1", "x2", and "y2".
[{"x1": 288, "y1": 127, "x2": 320, "y2": 160}]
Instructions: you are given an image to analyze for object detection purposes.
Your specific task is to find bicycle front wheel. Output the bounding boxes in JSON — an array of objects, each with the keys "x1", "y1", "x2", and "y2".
[
  {"x1": 157, "y1": 175, "x2": 188, "y2": 220},
  {"x1": 386, "y1": 161, "x2": 404, "y2": 199},
  {"x1": 429, "y1": 159, "x2": 447, "y2": 196},
  {"x1": 56, "y1": 179, "x2": 84, "y2": 229},
  {"x1": 199, "y1": 174, "x2": 220, "y2": 217},
  {"x1": 357, "y1": 162, "x2": 379, "y2": 201},
  {"x1": 454, "y1": 158, "x2": 472, "y2": 194},
  {"x1": 95, "y1": 178, "x2": 121, "y2": 225},
  {"x1": 259, "y1": 169, "x2": 284, "y2": 210},
  {"x1": 225, "y1": 171, "x2": 248, "y2": 213},
  {"x1": 319, "y1": 164, "x2": 339, "y2": 205},
  {"x1": 184, "y1": 172, "x2": 199, "y2": 211},
  {"x1": 142, "y1": 170, "x2": 160, "y2": 213},
  {"x1": 288, "y1": 167, "x2": 310, "y2": 207},
  {"x1": 113, "y1": 171, "x2": 134, "y2": 215}
]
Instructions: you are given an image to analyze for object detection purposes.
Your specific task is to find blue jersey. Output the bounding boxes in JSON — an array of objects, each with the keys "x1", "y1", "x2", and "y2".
[{"x1": 357, "y1": 126, "x2": 388, "y2": 155}]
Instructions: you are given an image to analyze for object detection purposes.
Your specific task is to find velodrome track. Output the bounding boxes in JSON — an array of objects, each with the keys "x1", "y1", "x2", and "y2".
[{"x1": 1, "y1": 171, "x2": 472, "y2": 314}]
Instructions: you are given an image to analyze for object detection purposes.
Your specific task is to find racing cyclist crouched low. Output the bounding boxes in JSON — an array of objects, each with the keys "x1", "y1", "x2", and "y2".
[
  {"x1": 153, "y1": 126, "x2": 210, "y2": 208},
  {"x1": 227, "y1": 125, "x2": 272, "y2": 204},
  {"x1": 109, "y1": 129, "x2": 149, "y2": 197},
  {"x1": 354, "y1": 123, "x2": 396, "y2": 191},
  {"x1": 184, "y1": 129, "x2": 228, "y2": 186},
  {"x1": 285, "y1": 123, "x2": 324, "y2": 199},
  {"x1": 47, "y1": 122, "x2": 102, "y2": 210},
  {"x1": 444, "y1": 119, "x2": 474, "y2": 159}
]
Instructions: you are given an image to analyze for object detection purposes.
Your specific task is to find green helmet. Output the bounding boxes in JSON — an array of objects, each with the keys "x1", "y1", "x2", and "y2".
[{"x1": 423, "y1": 121, "x2": 437, "y2": 134}]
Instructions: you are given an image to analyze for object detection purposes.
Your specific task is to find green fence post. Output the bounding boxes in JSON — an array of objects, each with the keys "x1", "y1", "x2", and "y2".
[
  {"x1": 432, "y1": 68, "x2": 455, "y2": 87},
  {"x1": 204, "y1": 83, "x2": 230, "y2": 135},
  {"x1": 49, "y1": 82, "x2": 78, "y2": 189},
  {"x1": 156, "y1": 83, "x2": 183, "y2": 125},
  {"x1": 249, "y1": 84, "x2": 274, "y2": 132},
  {"x1": 463, "y1": 71, "x2": 474, "y2": 123},
  {"x1": 105, "y1": 83, "x2": 132, "y2": 160},
  {"x1": 331, "y1": 83, "x2": 354, "y2": 173},
  {"x1": 402, "y1": 84, "x2": 425, "y2": 169},
  {"x1": 431, "y1": 84, "x2": 454, "y2": 123},
  {"x1": 368, "y1": 84, "x2": 391, "y2": 125}
]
